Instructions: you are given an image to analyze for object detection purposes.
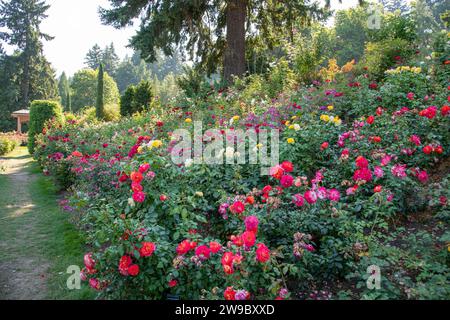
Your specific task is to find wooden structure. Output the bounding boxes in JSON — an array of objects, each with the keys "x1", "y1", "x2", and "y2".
[{"x1": 11, "y1": 110, "x2": 30, "y2": 134}]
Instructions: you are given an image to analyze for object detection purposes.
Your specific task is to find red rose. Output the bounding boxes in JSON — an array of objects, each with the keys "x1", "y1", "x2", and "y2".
[
  {"x1": 371, "y1": 136, "x2": 381, "y2": 143},
  {"x1": 209, "y1": 241, "x2": 222, "y2": 254},
  {"x1": 168, "y1": 279, "x2": 178, "y2": 288},
  {"x1": 84, "y1": 253, "x2": 95, "y2": 270},
  {"x1": 321, "y1": 142, "x2": 329, "y2": 150},
  {"x1": 281, "y1": 161, "x2": 294, "y2": 173},
  {"x1": 246, "y1": 196, "x2": 255, "y2": 205},
  {"x1": 176, "y1": 240, "x2": 192, "y2": 255},
  {"x1": 130, "y1": 171, "x2": 143, "y2": 183},
  {"x1": 374, "y1": 185, "x2": 382, "y2": 193},
  {"x1": 221, "y1": 252, "x2": 234, "y2": 266},
  {"x1": 441, "y1": 105, "x2": 450, "y2": 116},
  {"x1": 224, "y1": 287, "x2": 236, "y2": 300},
  {"x1": 195, "y1": 245, "x2": 211, "y2": 259},
  {"x1": 270, "y1": 165, "x2": 284, "y2": 180},
  {"x1": 160, "y1": 194, "x2": 168, "y2": 201},
  {"x1": 89, "y1": 278, "x2": 101, "y2": 290},
  {"x1": 119, "y1": 255, "x2": 132, "y2": 275},
  {"x1": 139, "y1": 163, "x2": 150, "y2": 173},
  {"x1": 231, "y1": 235, "x2": 244, "y2": 247},
  {"x1": 139, "y1": 242, "x2": 156, "y2": 257},
  {"x1": 131, "y1": 182, "x2": 143, "y2": 193},
  {"x1": 355, "y1": 156, "x2": 369, "y2": 168},
  {"x1": 366, "y1": 116, "x2": 375, "y2": 125},
  {"x1": 423, "y1": 145, "x2": 433, "y2": 154},
  {"x1": 262, "y1": 185, "x2": 272, "y2": 194},
  {"x1": 132, "y1": 191, "x2": 146, "y2": 203},
  {"x1": 280, "y1": 175, "x2": 294, "y2": 188},
  {"x1": 128, "y1": 264, "x2": 139, "y2": 277},
  {"x1": 256, "y1": 243, "x2": 271, "y2": 263},
  {"x1": 242, "y1": 231, "x2": 256, "y2": 248},
  {"x1": 230, "y1": 201, "x2": 245, "y2": 215}
]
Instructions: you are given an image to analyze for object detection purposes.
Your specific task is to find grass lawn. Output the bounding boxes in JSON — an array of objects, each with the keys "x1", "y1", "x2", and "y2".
[{"x1": 0, "y1": 147, "x2": 93, "y2": 299}]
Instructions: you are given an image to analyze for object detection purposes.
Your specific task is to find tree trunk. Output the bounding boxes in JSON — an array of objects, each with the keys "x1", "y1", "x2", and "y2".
[{"x1": 224, "y1": 0, "x2": 247, "y2": 83}]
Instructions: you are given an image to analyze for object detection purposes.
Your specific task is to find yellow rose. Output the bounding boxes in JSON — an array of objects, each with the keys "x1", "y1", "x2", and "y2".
[
  {"x1": 327, "y1": 105, "x2": 334, "y2": 111},
  {"x1": 287, "y1": 138, "x2": 295, "y2": 144},
  {"x1": 185, "y1": 118, "x2": 192, "y2": 123},
  {"x1": 137, "y1": 146, "x2": 143, "y2": 154},
  {"x1": 285, "y1": 121, "x2": 291, "y2": 126},
  {"x1": 288, "y1": 125, "x2": 295, "y2": 130},
  {"x1": 320, "y1": 115, "x2": 330, "y2": 122},
  {"x1": 151, "y1": 140, "x2": 163, "y2": 148},
  {"x1": 195, "y1": 191, "x2": 204, "y2": 197},
  {"x1": 233, "y1": 115, "x2": 240, "y2": 121}
]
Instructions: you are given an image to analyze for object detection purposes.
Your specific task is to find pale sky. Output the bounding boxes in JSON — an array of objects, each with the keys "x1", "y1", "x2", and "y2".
[{"x1": 5, "y1": 0, "x2": 363, "y2": 77}]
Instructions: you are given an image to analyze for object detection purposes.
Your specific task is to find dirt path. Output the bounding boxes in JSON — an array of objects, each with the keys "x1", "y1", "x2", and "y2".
[{"x1": 0, "y1": 147, "x2": 50, "y2": 300}]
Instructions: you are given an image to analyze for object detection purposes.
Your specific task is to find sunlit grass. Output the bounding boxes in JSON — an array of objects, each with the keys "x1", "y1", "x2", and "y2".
[{"x1": 0, "y1": 147, "x2": 94, "y2": 300}]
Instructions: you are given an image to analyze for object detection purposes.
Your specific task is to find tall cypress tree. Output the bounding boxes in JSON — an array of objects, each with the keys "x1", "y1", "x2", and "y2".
[
  {"x1": 0, "y1": 0, "x2": 57, "y2": 109},
  {"x1": 58, "y1": 72, "x2": 70, "y2": 110},
  {"x1": 96, "y1": 63, "x2": 105, "y2": 120}
]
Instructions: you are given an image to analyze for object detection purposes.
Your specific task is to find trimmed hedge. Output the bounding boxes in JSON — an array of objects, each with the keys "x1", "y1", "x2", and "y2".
[{"x1": 28, "y1": 100, "x2": 63, "y2": 154}]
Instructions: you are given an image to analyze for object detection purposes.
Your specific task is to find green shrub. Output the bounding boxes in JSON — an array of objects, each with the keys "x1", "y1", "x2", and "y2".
[
  {"x1": 70, "y1": 69, "x2": 120, "y2": 113},
  {"x1": 362, "y1": 38, "x2": 415, "y2": 80},
  {"x1": 28, "y1": 100, "x2": 63, "y2": 154},
  {"x1": 0, "y1": 137, "x2": 17, "y2": 156},
  {"x1": 120, "y1": 80, "x2": 153, "y2": 117}
]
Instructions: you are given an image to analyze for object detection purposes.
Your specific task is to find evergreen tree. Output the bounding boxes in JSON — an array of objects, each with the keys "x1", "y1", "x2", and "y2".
[
  {"x1": 102, "y1": 43, "x2": 120, "y2": 77},
  {"x1": 66, "y1": 89, "x2": 71, "y2": 112},
  {"x1": 379, "y1": 0, "x2": 410, "y2": 14},
  {"x1": 120, "y1": 85, "x2": 135, "y2": 117},
  {"x1": 58, "y1": 72, "x2": 70, "y2": 110},
  {"x1": 115, "y1": 55, "x2": 151, "y2": 92},
  {"x1": 133, "y1": 80, "x2": 152, "y2": 113},
  {"x1": 0, "y1": 0, "x2": 57, "y2": 109},
  {"x1": 0, "y1": 52, "x2": 21, "y2": 131},
  {"x1": 85, "y1": 44, "x2": 102, "y2": 70},
  {"x1": 100, "y1": 0, "x2": 348, "y2": 82},
  {"x1": 85, "y1": 43, "x2": 120, "y2": 78},
  {"x1": 96, "y1": 63, "x2": 105, "y2": 120}
]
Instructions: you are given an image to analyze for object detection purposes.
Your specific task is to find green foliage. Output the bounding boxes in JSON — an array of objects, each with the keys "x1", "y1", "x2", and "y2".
[
  {"x1": 85, "y1": 43, "x2": 120, "y2": 77},
  {"x1": 334, "y1": 6, "x2": 370, "y2": 65},
  {"x1": 96, "y1": 63, "x2": 105, "y2": 120},
  {"x1": 100, "y1": 0, "x2": 331, "y2": 76},
  {"x1": 28, "y1": 100, "x2": 63, "y2": 154},
  {"x1": 70, "y1": 69, "x2": 120, "y2": 113},
  {"x1": 120, "y1": 85, "x2": 136, "y2": 117},
  {"x1": 58, "y1": 72, "x2": 71, "y2": 111},
  {"x1": 0, "y1": 137, "x2": 17, "y2": 155},
  {"x1": 362, "y1": 38, "x2": 415, "y2": 79},
  {"x1": 0, "y1": 0, "x2": 58, "y2": 110},
  {"x1": 120, "y1": 80, "x2": 153, "y2": 117}
]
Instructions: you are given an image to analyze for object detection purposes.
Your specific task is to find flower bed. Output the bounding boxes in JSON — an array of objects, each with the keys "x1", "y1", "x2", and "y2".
[{"x1": 33, "y1": 65, "x2": 450, "y2": 300}]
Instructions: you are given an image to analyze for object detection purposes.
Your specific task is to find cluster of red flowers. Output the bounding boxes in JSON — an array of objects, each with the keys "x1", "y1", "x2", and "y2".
[
  {"x1": 419, "y1": 106, "x2": 437, "y2": 119},
  {"x1": 129, "y1": 163, "x2": 151, "y2": 203},
  {"x1": 353, "y1": 156, "x2": 373, "y2": 183},
  {"x1": 423, "y1": 144, "x2": 444, "y2": 155},
  {"x1": 119, "y1": 255, "x2": 140, "y2": 276}
]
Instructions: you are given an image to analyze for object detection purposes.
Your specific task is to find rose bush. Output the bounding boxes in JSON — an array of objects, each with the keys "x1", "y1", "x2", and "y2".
[{"x1": 33, "y1": 43, "x2": 450, "y2": 300}]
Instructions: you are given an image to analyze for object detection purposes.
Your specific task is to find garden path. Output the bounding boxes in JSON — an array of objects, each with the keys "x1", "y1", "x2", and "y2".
[{"x1": 0, "y1": 147, "x2": 49, "y2": 299}]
